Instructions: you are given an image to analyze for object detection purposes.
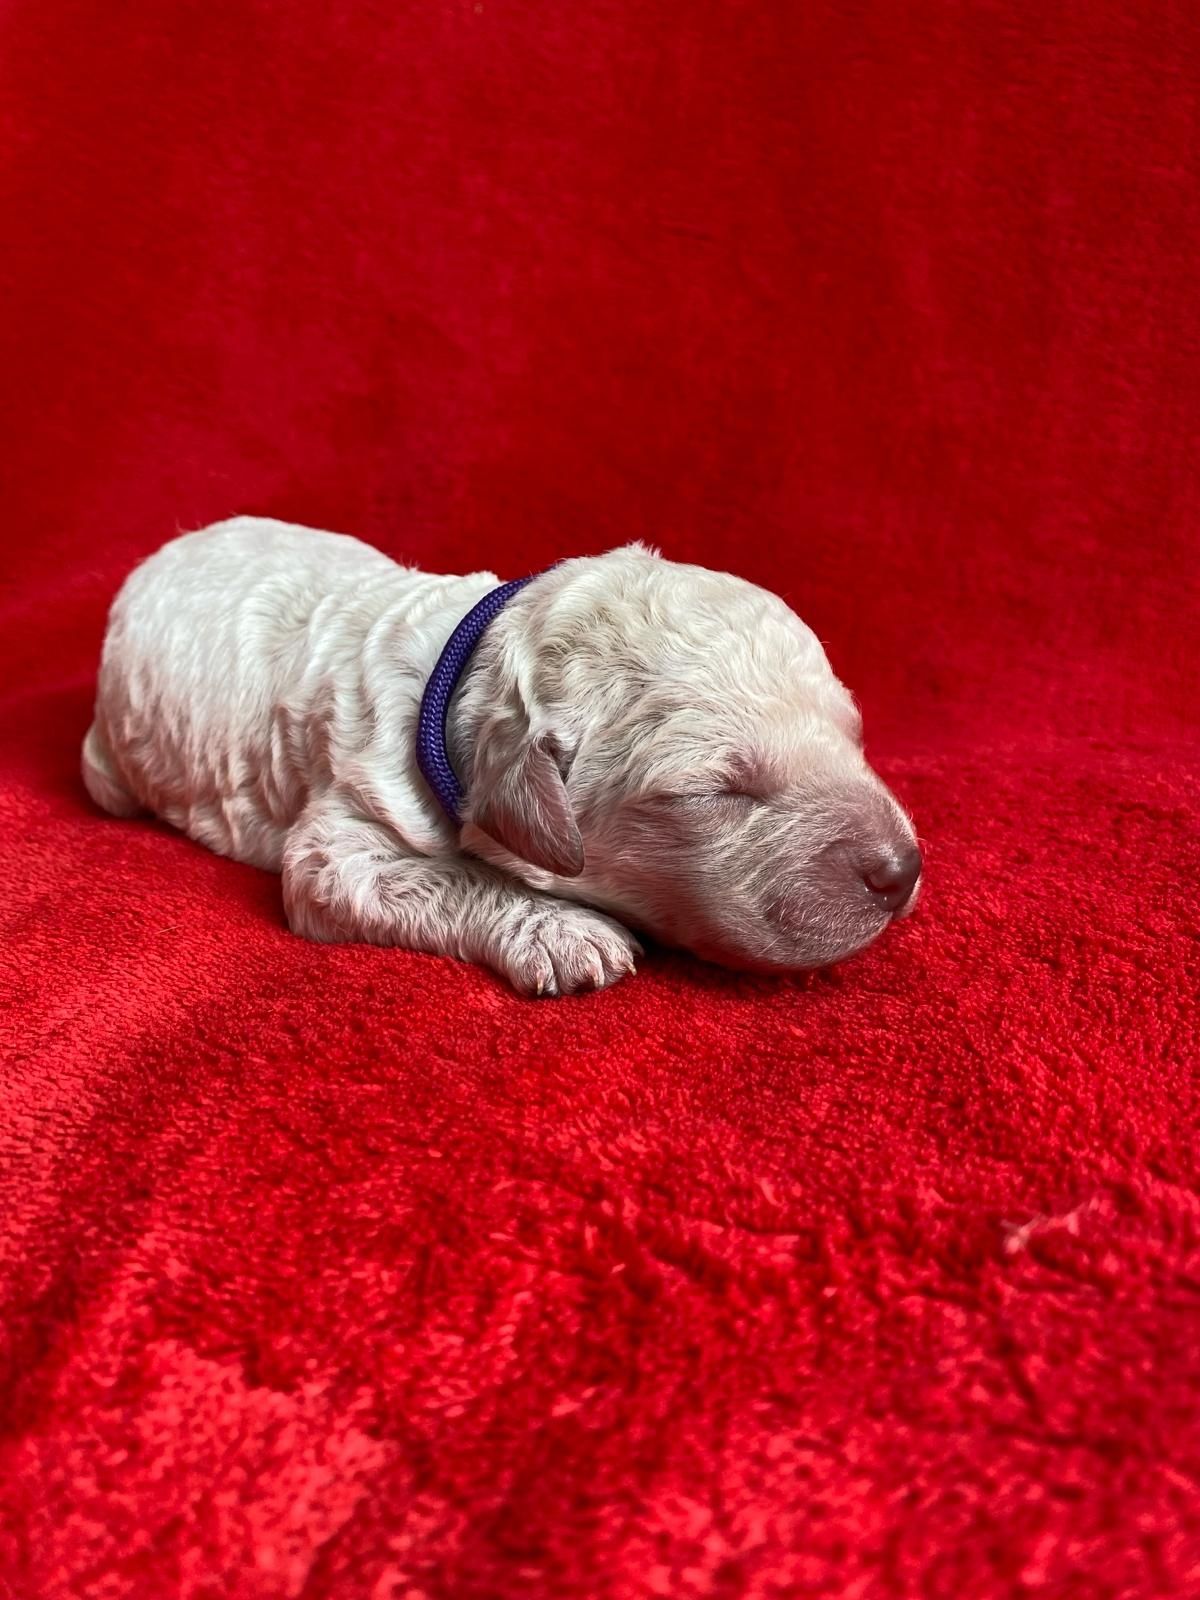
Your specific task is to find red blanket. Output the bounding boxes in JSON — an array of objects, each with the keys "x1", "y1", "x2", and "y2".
[{"x1": 3, "y1": 4, "x2": 1198, "y2": 1595}]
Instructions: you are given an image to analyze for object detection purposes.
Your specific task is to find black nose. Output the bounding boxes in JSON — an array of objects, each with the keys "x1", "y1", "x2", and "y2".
[{"x1": 862, "y1": 844, "x2": 922, "y2": 912}]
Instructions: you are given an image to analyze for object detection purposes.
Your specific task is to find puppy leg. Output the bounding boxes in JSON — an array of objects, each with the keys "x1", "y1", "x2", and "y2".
[
  {"x1": 281, "y1": 800, "x2": 639, "y2": 995},
  {"x1": 82, "y1": 722, "x2": 145, "y2": 818}
]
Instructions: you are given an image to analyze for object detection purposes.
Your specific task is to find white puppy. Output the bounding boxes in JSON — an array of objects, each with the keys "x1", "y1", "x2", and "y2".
[{"x1": 84, "y1": 518, "x2": 920, "y2": 994}]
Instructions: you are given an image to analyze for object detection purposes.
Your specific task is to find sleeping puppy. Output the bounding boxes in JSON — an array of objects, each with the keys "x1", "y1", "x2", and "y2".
[{"x1": 84, "y1": 518, "x2": 921, "y2": 994}]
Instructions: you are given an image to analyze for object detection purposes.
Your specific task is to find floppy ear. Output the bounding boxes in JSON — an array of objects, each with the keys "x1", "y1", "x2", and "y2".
[{"x1": 468, "y1": 726, "x2": 584, "y2": 878}]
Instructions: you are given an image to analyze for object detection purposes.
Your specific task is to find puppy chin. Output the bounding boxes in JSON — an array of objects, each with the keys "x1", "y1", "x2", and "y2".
[{"x1": 675, "y1": 899, "x2": 886, "y2": 974}]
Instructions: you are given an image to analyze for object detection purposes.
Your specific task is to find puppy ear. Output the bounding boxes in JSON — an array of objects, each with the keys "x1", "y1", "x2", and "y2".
[{"x1": 469, "y1": 728, "x2": 584, "y2": 878}]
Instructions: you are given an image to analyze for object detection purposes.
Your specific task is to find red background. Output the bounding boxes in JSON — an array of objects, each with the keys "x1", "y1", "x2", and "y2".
[{"x1": 2, "y1": 4, "x2": 1198, "y2": 1596}]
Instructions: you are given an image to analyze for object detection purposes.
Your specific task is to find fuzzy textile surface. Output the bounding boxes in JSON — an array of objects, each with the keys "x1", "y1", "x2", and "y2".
[{"x1": 2, "y1": 4, "x2": 1200, "y2": 1597}]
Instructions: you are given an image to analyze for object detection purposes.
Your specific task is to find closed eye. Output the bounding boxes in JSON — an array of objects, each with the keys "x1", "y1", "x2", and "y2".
[{"x1": 652, "y1": 789, "x2": 759, "y2": 809}]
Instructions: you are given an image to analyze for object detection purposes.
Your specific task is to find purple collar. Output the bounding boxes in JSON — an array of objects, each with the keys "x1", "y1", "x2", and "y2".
[{"x1": 416, "y1": 572, "x2": 541, "y2": 823}]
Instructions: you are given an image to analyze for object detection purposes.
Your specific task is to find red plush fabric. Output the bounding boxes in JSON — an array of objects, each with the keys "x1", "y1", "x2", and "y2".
[{"x1": 2, "y1": 3, "x2": 1199, "y2": 1595}]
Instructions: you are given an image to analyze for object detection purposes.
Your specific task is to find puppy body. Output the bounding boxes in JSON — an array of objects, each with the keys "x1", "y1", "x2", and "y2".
[{"x1": 86, "y1": 517, "x2": 919, "y2": 992}]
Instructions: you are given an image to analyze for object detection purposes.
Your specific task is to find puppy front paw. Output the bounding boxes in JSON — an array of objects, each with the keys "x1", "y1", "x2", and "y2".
[{"x1": 496, "y1": 904, "x2": 641, "y2": 997}]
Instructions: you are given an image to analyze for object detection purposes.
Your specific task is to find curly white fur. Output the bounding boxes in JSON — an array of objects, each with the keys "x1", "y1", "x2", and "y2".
[{"x1": 85, "y1": 518, "x2": 919, "y2": 993}]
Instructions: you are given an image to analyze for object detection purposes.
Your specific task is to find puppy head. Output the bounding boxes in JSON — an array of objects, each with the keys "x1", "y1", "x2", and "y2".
[{"x1": 459, "y1": 545, "x2": 920, "y2": 971}]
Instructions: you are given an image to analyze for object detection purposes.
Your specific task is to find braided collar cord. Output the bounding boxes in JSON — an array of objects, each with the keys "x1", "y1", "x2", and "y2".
[{"x1": 415, "y1": 572, "x2": 541, "y2": 824}]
